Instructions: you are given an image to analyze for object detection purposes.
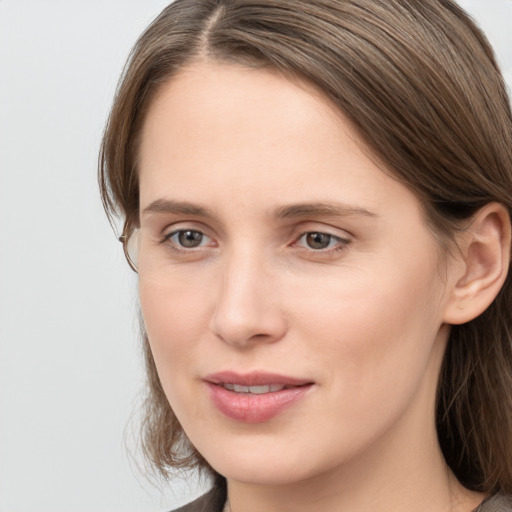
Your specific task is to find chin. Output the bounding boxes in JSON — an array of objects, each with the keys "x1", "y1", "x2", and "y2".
[
  {"x1": 189, "y1": 429, "x2": 344, "y2": 488},
  {"x1": 213, "y1": 457, "x2": 314, "y2": 487}
]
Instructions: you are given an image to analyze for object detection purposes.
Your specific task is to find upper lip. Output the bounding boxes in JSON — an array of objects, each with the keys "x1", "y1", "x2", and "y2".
[{"x1": 204, "y1": 371, "x2": 313, "y2": 387}]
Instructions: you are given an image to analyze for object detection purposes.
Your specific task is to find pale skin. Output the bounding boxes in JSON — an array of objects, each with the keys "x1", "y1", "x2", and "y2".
[{"x1": 135, "y1": 60, "x2": 510, "y2": 512}]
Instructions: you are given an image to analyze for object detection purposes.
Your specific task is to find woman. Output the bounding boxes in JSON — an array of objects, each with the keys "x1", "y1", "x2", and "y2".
[{"x1": 99, "y1": 1, "x2": 512, "y2": 511}]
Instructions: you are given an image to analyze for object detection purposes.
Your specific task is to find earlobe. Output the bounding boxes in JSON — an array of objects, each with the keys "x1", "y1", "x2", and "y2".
[{"x1": 443, "y1": 202, "x2": 511, "y2": 325}]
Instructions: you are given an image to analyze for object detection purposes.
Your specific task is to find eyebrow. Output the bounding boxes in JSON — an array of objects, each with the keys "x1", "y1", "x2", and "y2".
[
  {"x1": 142, "y1": 199, "x2": 212, "y2": 217},
  {"x1": 274, "y1": 202, "x2": 377, "y2": 219},
  {"x1": 142, "y1": 199, "x2": 377, "y2": 219}
]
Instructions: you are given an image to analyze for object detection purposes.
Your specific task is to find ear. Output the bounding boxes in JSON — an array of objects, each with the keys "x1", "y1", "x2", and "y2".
[{"x1": 443, "y1": 202, "x2": 511, "y2": 325}]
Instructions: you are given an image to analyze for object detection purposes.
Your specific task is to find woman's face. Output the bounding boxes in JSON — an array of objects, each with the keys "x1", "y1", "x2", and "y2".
[{"x1": 137, "y1": 61, "x2": 458, "y2": 486}]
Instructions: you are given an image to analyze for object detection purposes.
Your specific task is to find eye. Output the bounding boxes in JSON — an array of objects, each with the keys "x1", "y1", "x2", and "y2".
[
  {"x1": 164, "y1": 229, "x2": 212, "y2": 249},
  {"x1": 295, "y1": 231, "x2": 349, "y2": 251}
]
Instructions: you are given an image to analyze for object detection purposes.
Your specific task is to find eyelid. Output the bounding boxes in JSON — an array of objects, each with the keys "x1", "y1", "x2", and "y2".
[
  {"x1": 292, "y1": 220, "x2": 352, "y2": 239},
  {"x1": 160, "y1": 220, "x2": 213, "y2": 238}
]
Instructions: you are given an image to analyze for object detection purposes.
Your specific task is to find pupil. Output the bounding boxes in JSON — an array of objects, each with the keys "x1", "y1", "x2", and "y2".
[
  {"x1": 178, "y1": 230, "x2": 203, "y2": 248},
  {"x1": 306, "y1": 232, "x2": 331, "y2": 249}
]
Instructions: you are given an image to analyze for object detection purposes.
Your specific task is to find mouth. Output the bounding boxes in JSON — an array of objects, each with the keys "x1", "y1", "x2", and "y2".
[
  {"x1": 205, "y1": 370, "x2": 313, "y2": 391},
  {"x1": 219, "y1": 383, "x2": 298, "y2": 394},
  {"x1": 204, "y1": 371, "x2": 314, "y2": 423}
]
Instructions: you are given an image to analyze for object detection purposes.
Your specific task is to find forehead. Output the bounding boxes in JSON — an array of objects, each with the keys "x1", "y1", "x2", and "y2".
[
  {"x1": 137, "y1": 60, "x2": 422, "y2": 224},
  {"x1": 139, "y1": 60, "x2": 351, "y2": 167}
]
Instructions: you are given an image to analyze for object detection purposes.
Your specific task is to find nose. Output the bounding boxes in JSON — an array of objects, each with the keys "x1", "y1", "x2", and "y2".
[{"x1": 209, "y1": 249, "x2": 288, "y2": 348}]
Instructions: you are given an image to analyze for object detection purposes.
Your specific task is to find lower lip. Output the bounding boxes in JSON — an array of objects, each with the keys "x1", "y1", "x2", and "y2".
[{"x1": 205, "y1": 383, "x2": 312, "y2": 423}]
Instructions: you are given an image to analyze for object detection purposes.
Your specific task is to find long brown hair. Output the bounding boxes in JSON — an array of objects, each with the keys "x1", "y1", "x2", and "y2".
[{"x1": 99, "y1": 0, "x2": 512, "y2": 493}]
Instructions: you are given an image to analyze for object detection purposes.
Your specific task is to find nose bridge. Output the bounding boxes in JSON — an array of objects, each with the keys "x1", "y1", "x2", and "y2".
[{"x1": 210, "y1": 242, "x2": 286, "y2": 347}]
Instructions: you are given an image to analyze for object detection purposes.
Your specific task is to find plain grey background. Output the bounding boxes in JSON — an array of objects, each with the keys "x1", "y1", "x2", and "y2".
[{"x1": 0, "y1": 1, "x2": 511, "y2": 511}]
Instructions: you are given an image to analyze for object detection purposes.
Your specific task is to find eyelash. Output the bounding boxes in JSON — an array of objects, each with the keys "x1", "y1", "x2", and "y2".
[{"x1": 160, "y1": 228, "x2": 351, "y2": 256}]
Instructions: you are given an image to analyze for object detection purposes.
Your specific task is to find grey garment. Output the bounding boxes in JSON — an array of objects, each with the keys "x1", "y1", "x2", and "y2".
[
  {"x1": 171, "y1": 489, "x2": 223, "y2": 512},
  {"x1": 475, "y1": 494, "x2": 512, "y2": 512},
  {"x1": 172, "y1": 491, "x2": 512, "y2": 512}
]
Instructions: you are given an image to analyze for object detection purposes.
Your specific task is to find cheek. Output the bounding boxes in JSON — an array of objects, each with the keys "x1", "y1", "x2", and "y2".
[
  {"x1": 276, "y1": 268, "x2": 446, "y2": 463},
  {"x1": 139, "y1": 278, "x2": 211, "y2": 376},
  {"x1": 139, "y1": 278, "x2": 215, "y2": 424},
  {"x1": 289, "y1": 255, "x2": 446, "y2": 400}
]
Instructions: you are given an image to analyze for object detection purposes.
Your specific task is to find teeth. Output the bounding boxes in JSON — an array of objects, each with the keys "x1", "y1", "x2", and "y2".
[{"x1": 222, "y1": 383, "x2": 286, "y2": 394}]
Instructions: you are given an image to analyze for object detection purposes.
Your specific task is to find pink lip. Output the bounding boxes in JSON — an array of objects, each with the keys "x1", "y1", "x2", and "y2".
[{"x1": 204, "y1": 371, "x2": 314, "y2": 424}]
